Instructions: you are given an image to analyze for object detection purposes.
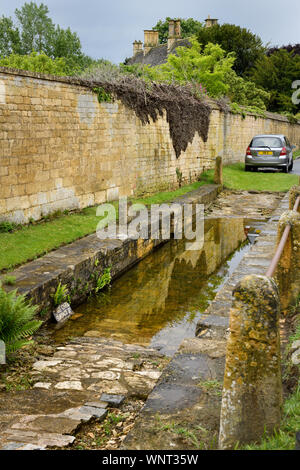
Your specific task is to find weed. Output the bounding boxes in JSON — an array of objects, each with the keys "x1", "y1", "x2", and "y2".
[
  {"x1": 197, "y1": 379, "x2": 223, "y2": 396},
  {"x1": 0, "y1": 221, "x2": 18, "y2": 233},
  {"x1": 2, "y1": 275, "x2": 16, "y2": 286}
]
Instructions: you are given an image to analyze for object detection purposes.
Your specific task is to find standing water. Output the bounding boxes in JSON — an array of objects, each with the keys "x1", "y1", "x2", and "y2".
[{"x1": 52, "y1": 218, "x2": 264, "y2": 356}]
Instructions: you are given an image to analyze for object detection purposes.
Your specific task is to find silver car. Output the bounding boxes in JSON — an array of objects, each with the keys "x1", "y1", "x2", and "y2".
[{"x1": 245, "y1": 134, "x2": 296, "y2": 173}]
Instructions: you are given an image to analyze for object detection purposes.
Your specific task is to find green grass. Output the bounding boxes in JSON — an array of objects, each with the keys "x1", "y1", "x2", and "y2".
[
  {"x1": 133, "y1": 180, "x2": 206, "y2": 205},
  {"x1": 293, "y1": 149, "x2": 300, "y2": 159},
  {"x1": 0, "y1": 206, "x2": 110, "y2": 272},
  {"x1": 241, "y1": 384, "x2": 300, "y2": 450},
  {"x1": 201, "y1": 162, "x2": 298, "y2": 192},
  {"x1": 0, "y1": 181, "x2": 206, "y2": 272}
]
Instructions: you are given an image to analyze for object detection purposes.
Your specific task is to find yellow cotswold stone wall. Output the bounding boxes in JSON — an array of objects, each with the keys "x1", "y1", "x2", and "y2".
[{"x1": 1, "y1": 68, "x2": 300, "y2": 224}]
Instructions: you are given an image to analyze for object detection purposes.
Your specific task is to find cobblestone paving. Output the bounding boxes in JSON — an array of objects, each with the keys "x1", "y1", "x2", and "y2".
[{"x1": 0, "y1": 335, "x2": 166, "y2": 450}]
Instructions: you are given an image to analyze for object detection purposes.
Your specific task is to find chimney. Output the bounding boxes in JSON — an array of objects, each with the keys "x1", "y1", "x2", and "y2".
[
  {"x1": 168, "y1": 19, "x2": 181, "y2": 52},
  {"x1": 175, "y1": 20, "x2": 181, "y2": 38},
  {"x1": 205, "y1": 15, "x2": 219, "y2": 28},
  {"x1": 133, "y1": 40, "x2": 143, "y2": 56},
  {"x1": 144, "y1": 30, "x2": 159, "y2": 55}
]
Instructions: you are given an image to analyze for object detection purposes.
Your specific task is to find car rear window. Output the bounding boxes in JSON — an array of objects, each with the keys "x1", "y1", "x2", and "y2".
[{"x1": 251, "y1": 137, "x2": 283, "y2": 148}]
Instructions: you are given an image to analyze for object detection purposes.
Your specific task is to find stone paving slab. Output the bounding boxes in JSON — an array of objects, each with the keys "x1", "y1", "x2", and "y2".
[{"x1": 0, "y1": 336, "x2": 167, "y2": 450}]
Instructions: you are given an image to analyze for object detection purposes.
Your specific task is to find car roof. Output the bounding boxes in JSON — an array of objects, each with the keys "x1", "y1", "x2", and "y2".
[{"x1": 252, "y1": 134, "x2": 285, "y2": 138}]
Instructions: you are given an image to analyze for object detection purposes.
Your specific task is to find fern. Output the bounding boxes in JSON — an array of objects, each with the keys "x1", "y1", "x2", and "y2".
[
  {"x1": 95, "y1": 267, "x2": 112, "y2": 293},
  {"x1": 0, "y1": 283, "x2": 42, "y2": 354},
  {"x1": 51, "y1": 282, "x2": 69, "y2": 307}
]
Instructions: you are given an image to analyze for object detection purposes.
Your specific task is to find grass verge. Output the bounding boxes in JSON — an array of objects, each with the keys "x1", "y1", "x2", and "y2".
[{"x1": 201, "y1": 162, "x2": 299, "y2": 192}]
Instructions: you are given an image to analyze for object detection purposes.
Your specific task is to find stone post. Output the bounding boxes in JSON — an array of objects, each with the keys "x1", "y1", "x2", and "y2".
[
  {"x1": 214, "y1": 156, "x2": 223, "y2": 186},
  {"x1": 275, "y1": 210, "x2": 300, "y2": 312},
  {"x1": 219, "y1": 275, "x2": 282, "y2": 450}
]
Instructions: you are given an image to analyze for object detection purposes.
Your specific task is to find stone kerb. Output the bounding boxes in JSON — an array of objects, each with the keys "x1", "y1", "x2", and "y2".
[{"x1": 218, "y1": 274, "x2": 282, "y2": 450}]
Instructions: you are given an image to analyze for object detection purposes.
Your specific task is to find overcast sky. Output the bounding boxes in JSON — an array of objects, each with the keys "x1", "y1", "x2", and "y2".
[{"x1": 1, "y1": 0, "x2": 299, "y2": 63}]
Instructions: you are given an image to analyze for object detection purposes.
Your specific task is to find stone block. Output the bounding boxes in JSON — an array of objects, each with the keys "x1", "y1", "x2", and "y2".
[{"x1": 100, "y1": 393, "x2": 125, "y2": 407}]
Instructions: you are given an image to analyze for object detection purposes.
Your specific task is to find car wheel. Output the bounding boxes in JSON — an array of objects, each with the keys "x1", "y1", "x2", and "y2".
[
  {"x1": 289, "y1": 159, "x2": 294, "y2": 171},
  {"x1": 245, "y1": 165, "x2": 251, "y2": 172},
  {"x1": 283, "y1": 164, "x2": 289, "y2": 173}
]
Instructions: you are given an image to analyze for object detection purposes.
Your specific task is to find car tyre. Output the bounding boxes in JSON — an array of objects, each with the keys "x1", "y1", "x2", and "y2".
[
  {"x1": 289, "y1": 159, "x2": 294, "y2": 171},
  {"x1": 283, "y1": 164, "x2": 289, "y2": 173},
  {"x1": 245, "y1": 165, "x2": 251, "y2": 172}
]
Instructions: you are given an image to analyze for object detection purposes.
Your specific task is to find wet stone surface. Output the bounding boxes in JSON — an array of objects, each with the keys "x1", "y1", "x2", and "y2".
[
  {"x1": 0, "y1": 336, "x2": 167, "y2": 450},
  {"x1": 123, "y1": 192, "x2": 289, "y2": 450},
  {"x1": 0, "y1": 189, "x2": 289, "y2": 451}
]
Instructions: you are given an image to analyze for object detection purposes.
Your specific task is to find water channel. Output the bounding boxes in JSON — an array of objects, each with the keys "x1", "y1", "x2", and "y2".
[{"x1": 52, "y1": 217, "x2": 265, "y2": 356}]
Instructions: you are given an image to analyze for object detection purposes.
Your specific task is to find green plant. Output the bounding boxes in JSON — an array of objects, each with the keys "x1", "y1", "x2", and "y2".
[
  {"x1": 93, "y1": 86, "x2": 113, "y2": 103},
  {"x1": 0, "y1": 221, "x2": 18, "y2": 233},
  {"x1": 2, "y1": 275, "x2": 16, "y2": 286},
  {"x1": 197, "y1": 379, "x2": 223, "y2": 396},
  {"x1": 95, "y1": 267, "x2": 111, "y2": 293},
  {"x1": 281, "y1": 112, "x2": 299, "y2": 124},
  {"x1": 51, "y1": 282, "x2": 69, "y2": 307},
  {"x1": 0, "y1": 282, "x2": 42, "y2": 354}
]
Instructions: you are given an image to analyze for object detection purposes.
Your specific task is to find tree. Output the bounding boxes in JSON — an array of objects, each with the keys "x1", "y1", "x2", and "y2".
[
  {"x1": 224, "y1": 70, "x2": 270, "y2": 110},
  {"x1": 15, "y1": 1, "x2": 54, "y2": 55},
  {"x1": 48, "y1": 25, "x2": 82, "y2": 59},
  {"x1": 0, "y1": 2, "x2": 94, "y2": 75},
  {"x1": 0, "y1": 51, "x2": 71, "y2": 76},
  {"x1": 156, "y1": 38, "x2": 236, "y2": 98},
  {"x1": 152, "y1": 17, "x2": 203, "y2": 44},
  {"x1": 268, "y1": 44, "x2": 300, "y2": 56},
  {"x1": 249, "y1": 49, "x2": 300, "y2": 113},
  {"x1": 197, "y1": 23, "x2": 265, "y2": 76},
  {"x1": 0, "y1": 16, "x2": 21, "y2": 56}
]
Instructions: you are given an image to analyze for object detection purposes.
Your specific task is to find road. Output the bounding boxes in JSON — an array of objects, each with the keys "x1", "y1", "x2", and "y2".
[{"x1": 291, "y1": 158, "x2": 300, "y2": 176}]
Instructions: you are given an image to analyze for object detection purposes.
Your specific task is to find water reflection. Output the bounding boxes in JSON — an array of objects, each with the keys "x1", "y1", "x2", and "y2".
[{"x1": 52, "y1": 218, "x2": 254, "y2": 355}]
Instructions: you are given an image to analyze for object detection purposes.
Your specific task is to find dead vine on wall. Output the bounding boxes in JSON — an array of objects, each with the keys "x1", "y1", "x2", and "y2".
[{"x1": 78, "y1": 76, "x2": 212, "y2": 158}]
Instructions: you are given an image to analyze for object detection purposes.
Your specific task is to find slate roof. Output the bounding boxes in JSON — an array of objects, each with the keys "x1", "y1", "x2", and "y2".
[{"x1": 127, "y1": 38, "x2": 191, "y2": 67}]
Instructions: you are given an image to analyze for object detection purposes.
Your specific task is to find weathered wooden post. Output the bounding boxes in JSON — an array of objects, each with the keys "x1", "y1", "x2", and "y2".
[
  {"x1": 275, "y1": 210, "x2": 300, "y2": 313},
  {"x1": 214, "y1": 156, "x2": 223, "y2": 186},
  {"x1": 219, "y1": 274, "x2": 282, "y2": 449}
]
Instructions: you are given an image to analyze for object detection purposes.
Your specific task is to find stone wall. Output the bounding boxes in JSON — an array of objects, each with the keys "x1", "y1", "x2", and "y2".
[{"x1": 1, "y1": 67, "x2": 300, "y2": 224}]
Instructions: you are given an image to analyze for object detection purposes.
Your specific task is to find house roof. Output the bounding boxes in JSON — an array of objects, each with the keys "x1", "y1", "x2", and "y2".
[{"x1": 127, "y1": 38, "x2": 191, "y2": 67}]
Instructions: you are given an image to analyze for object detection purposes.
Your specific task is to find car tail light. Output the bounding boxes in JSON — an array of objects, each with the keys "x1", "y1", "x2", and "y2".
[
  {"x1": 280, "y1": 147, "x2": 287, "y2": 156},
  {"x1": 246, "y1": 146, "x2": 251, "y2": 155}
]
